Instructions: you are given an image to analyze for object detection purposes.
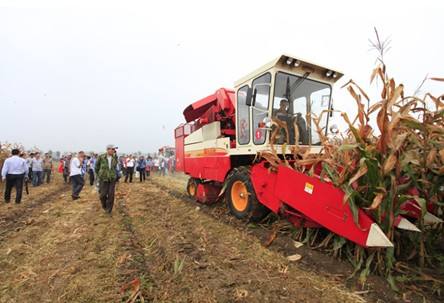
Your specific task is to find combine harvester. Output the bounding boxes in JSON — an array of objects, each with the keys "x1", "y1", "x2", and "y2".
[{"x1": 174, "y1": 55, "x2": 440, "y2": 248}]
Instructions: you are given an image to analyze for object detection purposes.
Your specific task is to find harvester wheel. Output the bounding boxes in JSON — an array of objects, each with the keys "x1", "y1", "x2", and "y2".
[
  {"x1": 225, "y1": 166, "x2": 269, "y2": 222},
  {"x1": 186, "y1": 178, "x2": 198, "y2": 199}
]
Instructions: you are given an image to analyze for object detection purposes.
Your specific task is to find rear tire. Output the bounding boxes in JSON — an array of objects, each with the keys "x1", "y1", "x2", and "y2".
[
  {"x1": 225, "y1": 166, "x2": 269, "y2": 222},
  {"x1": 186, "y1": 178, "x2": 198, "y2": 199}
]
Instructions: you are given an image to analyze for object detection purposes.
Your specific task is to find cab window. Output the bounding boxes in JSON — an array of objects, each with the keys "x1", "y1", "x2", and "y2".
[
  {"x1": 237, "y1": 85, "x2": 250, "y2": 145},
  {"x1": 273, "y1": 72, "x2": 331, "y2": 145},
  {"x1": 252, "y1": 73, "x2": 271, "y2": 145}
]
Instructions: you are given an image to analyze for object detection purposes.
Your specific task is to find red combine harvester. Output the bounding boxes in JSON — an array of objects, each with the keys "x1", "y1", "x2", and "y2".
[{"x1": 174, "y1": 55, "x2": 441, "y2": 248}]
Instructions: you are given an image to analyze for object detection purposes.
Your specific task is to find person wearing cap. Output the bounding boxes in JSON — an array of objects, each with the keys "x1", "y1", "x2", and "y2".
[
  {"x1": 95, "y1": 145, "x2": 121, "y2": 214},
  {"x1": 1, "y1": 148, "x2": 28, "y2": 204},
  {"x1": 70, "y1": 151, "x2": 85, "y2": 200}
]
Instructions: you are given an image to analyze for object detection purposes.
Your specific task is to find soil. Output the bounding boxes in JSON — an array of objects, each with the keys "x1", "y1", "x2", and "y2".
[{"x1": 0, "y1": 173, "x2": 441, "y2": 302}]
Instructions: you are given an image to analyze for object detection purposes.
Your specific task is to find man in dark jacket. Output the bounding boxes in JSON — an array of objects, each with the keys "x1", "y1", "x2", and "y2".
[{"x1": 95, "y1": 144, "x2": 120, "y2": 214}]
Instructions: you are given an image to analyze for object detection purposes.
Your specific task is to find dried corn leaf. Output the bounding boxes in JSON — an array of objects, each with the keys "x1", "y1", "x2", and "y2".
[
  {"x1": 439, "y1": 149, "x2": 444, "y2": 163},
  {"x1": 383, "y1": 153, "x2": 397, "y2": 175},
  {"x1": 426, "y1": 149, "x2": 437, "y2": 168},
  {"x1": 348, "y1": 164, "x2": 368, "y2": 185},
  {"x1": 365, "y1": 192, "x2": 385, "y2": 210}
]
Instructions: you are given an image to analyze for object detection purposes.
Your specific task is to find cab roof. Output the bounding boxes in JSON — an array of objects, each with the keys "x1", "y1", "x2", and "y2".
[{"x1": 234, "y1": 54, "x2": 344, "y2": 87}]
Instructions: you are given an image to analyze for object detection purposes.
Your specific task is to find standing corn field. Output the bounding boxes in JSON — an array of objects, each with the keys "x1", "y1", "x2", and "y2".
[{"x1": 263, "y1": 30, "x2": 444, "y2": 292}]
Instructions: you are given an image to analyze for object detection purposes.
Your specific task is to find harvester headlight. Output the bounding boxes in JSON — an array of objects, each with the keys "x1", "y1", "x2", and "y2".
[
  {"x1": 325, "y1": 70, "x2": 333, "y2": 77},
  {"x1": 263, "y1": 117, "x2": 272, "y2": 128},
  {"x1": 286, "y1": 58, "x2": 294, "y2": 65},
  {"x1": 332, "y1": 72, "x2": 337, "y2": 78},
  {"x1": 293, "y1": 60, "x2": 300, "y2": 67}
]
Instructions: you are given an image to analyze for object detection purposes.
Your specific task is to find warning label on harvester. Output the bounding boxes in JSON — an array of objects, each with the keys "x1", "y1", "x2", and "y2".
[{"x1": 304, "y1": 182, "x2": 314, "y2": 194}]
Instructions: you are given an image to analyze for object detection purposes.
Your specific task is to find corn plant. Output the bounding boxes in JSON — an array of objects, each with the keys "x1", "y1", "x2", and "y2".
[{"x1": 263, "y1": 29, "x2": 444, "y2": 291}]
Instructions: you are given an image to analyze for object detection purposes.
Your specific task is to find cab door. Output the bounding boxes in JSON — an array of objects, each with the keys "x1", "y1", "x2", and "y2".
[{"x1": 251, "y1": 73, "x2": 271, "y2": 145}]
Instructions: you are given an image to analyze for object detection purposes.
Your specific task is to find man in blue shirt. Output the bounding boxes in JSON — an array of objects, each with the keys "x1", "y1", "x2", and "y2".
[
  {"x1": 1, "y1": 149, "x2": 28, "y2": 203},
  {"x1": 137, "y1": 156, "x2": 147, "y2": 182}
]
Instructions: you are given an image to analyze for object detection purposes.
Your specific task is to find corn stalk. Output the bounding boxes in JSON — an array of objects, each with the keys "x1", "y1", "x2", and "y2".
[{"x1": 264, "y1": 29, "x2": 444, "y2": 291}]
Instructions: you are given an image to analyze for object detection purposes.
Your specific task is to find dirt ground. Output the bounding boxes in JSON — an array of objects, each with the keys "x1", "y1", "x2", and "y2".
[{"x1": 0, "y1": 172, "x2": 438, "y2": 302}]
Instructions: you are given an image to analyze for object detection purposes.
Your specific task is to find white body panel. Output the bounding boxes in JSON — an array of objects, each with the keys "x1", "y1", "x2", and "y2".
[{"x1": 185, "y1": 121, "x2": 221, "y2": 145}]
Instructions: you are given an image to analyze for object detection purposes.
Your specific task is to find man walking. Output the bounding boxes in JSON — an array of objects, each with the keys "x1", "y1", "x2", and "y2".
[
  {"x1": 137, "y1": 156, "x2": 146, "y2": 182},
  {"x1": 63, "y1": 154, "x2": 71, "y2": 184},
  {"x1": 31, "y1": 153, "x2": 44, "y2": 186},
  {"x1": 70, "y1": 151, "x2": 85, "y2": 200},
  {"x1": 95, "y1": 145, "x2": 120, "y2": 214},
  {"x1": 124, "y1": 155, "x2": 135, "y2": 183},
  {"x1": 26, "y1": 153, "x2": 34, "y2": 179},
  {"x1": 1, "y1": 149, "x2": 28, "y2": 204},
  {"x1": 42, "y1": 153, "x2": 53, "y2": 184},
  {"x1": 87, "y1": 155, "x2": 96, "y2": 186}
]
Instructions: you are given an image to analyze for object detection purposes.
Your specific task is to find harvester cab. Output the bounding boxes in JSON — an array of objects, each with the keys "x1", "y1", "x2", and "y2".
[
  {"x1": 174, "y1": 54, "x2": 432, "y2": 249},
  {"x1": 234, "y1": 54, "x2": 343, "y2": 154}
]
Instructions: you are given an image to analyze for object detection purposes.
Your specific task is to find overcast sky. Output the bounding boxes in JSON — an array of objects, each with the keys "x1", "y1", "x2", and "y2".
[{"x1": 1, "y1": 0, "x2": 443, "y2": 153}]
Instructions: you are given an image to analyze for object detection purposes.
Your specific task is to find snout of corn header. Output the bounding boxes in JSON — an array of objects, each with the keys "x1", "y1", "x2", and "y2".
[
  {"x1": 396, "y1": 217, "x2": 421, "y2": 232},
  {"x1": 366, "y1": 223, "x2": 394, "y2": 248}
]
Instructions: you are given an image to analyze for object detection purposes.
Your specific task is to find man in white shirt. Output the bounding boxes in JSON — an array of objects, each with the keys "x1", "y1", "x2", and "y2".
[
  {"x1": 70, "y1": 151, "x2": 85, "y2": 200},
  {"x1": 124, "y1": 155, "x2": 135, "y2": 183},
  {"x1": 1, "y1": 149, "x2": 28, "y2": 203},
  {"x1": 31, "y1": 152, "x2": 44, "y2": 186}
]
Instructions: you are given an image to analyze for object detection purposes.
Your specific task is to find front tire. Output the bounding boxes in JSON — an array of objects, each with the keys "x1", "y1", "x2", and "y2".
[{"x1": 225, "y1": 166, "x2": 269, "y2": 222}]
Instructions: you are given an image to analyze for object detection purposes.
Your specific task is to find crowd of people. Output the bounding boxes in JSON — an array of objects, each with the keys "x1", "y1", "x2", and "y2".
[{"x1": 1, "y1": 146, "x2": 176, "y2": 214}]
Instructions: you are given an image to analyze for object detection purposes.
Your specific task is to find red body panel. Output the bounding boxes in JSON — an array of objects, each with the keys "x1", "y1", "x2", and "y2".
[
  {"x1": 174, "y1": 128, "x2": 185, "y2": 172},
  {"x1": 183, "y1": 93, "x2": 219, "y2": 123},
  {"x1": 250, "y1": 163, "x2": 281, "y2": 213},
  {"x1": 183, "y1": 88, "x2": 235, "y2": 125},
  {"x1": 175, "y1": 88, "x2": 236, "y2": 176},
  {"x1": 251, "y1": 163, "x2": 376, "y2": 247},
  {"x1": 184, "y1": 155, "x2": 231, "y2": 183}
]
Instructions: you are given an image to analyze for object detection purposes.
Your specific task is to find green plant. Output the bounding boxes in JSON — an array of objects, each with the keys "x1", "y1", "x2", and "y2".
[{"x1": 173, "y1": 255, "x2": 185, "y2": 277}]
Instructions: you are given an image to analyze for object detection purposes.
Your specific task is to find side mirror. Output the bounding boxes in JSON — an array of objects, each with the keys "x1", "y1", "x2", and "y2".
[{"x1": 245, "y1": 87, "x2": 256, "y2": 107}]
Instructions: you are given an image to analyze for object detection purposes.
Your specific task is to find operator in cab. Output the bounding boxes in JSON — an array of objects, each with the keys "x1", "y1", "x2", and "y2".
[
  {"x1": 273, "y1": 98, "x2": 308, "y2": 145},
  {"x1": 275, "y1": 98, "x2": 291, "y2": 121},
  {"x1": 273, "y1": 98, "x2": 291, "y2": 144}
]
